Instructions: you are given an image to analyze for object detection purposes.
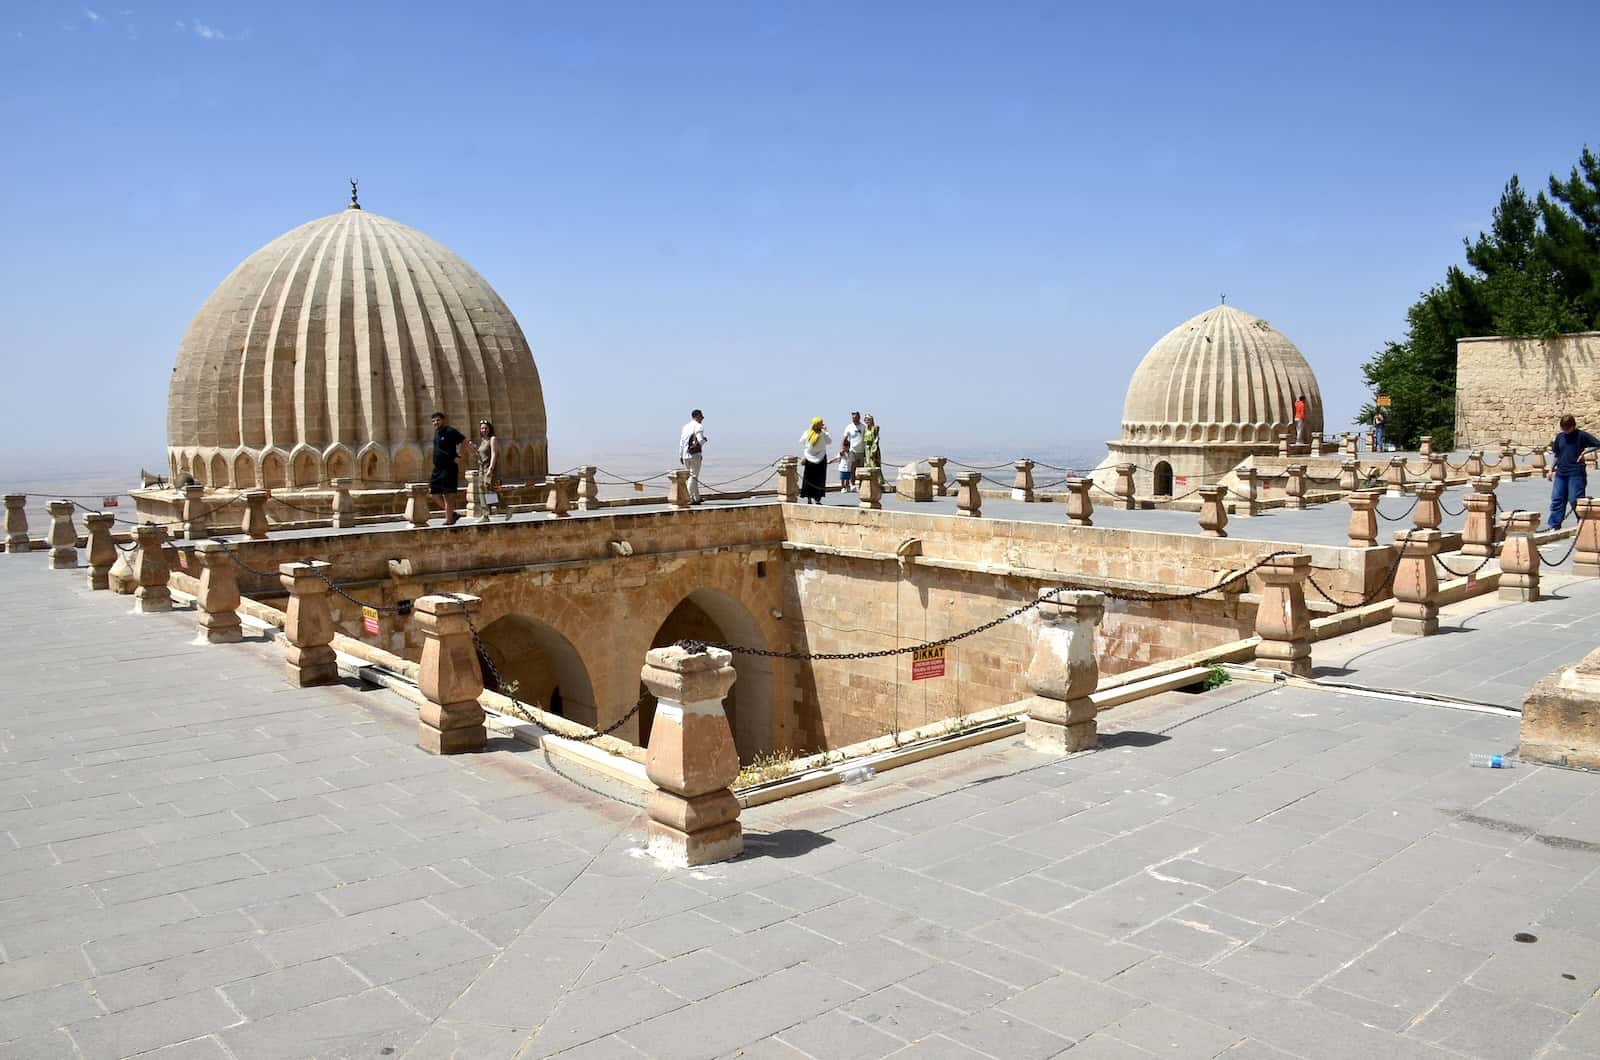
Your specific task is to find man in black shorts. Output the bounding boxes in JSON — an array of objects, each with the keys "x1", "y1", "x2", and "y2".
[{"x1": 429, "y1": 411, "x2": 468, "y2": 525}]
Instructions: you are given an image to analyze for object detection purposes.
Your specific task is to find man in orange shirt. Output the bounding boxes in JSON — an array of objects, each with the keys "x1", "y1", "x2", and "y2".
[{"x1": 1293, "y1": 395, "x2": 1308, "y2": 445}]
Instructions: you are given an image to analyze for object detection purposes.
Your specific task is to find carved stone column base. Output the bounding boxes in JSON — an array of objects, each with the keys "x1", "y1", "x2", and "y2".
[
  {"x1": 418, "y1": 700, "x2": 487, "y2": 755},
  {"x1": 1256, "y1": 641, "x2": 1312, "y2": 677},
  {"x1": 285, "y1": 644, "x2": 338, "y2": 687},
  {"x1": 198, "y1": 614, "x2": 243, "y2": 644},
  {"x1": 134, "y1": 589, "x2": 172, "y2": 613},
  {"x1": 1391, "y1": 602, "x2": 1439, "y2": 637},
  {"x1": 648, "y1": 818, "x2": 743, "y2": 869}
]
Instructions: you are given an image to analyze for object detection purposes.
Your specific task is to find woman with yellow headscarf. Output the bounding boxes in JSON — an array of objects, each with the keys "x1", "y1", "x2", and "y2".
[{"x1": 798, "y1": 416, "x2": 832, "y2": 504}]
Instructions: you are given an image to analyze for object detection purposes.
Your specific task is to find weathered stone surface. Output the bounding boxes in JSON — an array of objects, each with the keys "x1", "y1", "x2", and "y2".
[
  {"x1": 897, "y1": 464, "x2": 932, "y2": 502},
  {"x1": 666, "y1": 471, "x2": 690, "y2": 511},
  {"x1": 1499, "y1": 510, "x2": 1540, "y2": 602},
  {"x1": 3, "y1": 493, "x2": 28, "y2": 553},
  {"x1": 331, "y1": 478, "x2": 356, "y2": 529},
  {"x1": 1391, "y1": 530, "x2": 1441, "y2": 636},
  {"x1": 1064, "y1": 478, "x2": 1093, "y2": 526},
  {"x1": 1197, "y1": 486, "x2": 1227, "y2": 538},
  {"x1": 1023, "y1": 590, "x2": 1104, "y2": 752},
  {"x1": 1462, "y1": 477, "x2": 1499, "y2": 558},
  {"x1": 1412, "y1": 483, "x2": 1442, "y2": 531},
  {"x1": 927, "y1": 456, "x2": 949, "y2": 496},
  {"x1": 1114, "y1": 464, "x2": 1136, "y2": 510},
  {"x1": 1255, "y1": 553, "x2": 1312, "y2": 676},
  {"x1": 1284, "y1": 465, "x2": 1307, "y2": 510},
  {"x1": 642, "y1": 645, "x2": 741, "y2": 867},
  {"x1": 1346, "y1": 490, "x2": 1380, "y2": 547},
  {"x1": 132, "y1": 525, "x2": 172, "y2": 612},
  {"x1": 405, "y1": 484, "x2": 431, "y2": 528},
  {"x1": 1522, "y1": 644, "x2": 1600, "y2": 768},
  {"x1": 47, "y1": 500, "x2": 77, "y2": 569},
  {"x1": 416, "y1": 593, "x2": 486, "y2": 755},
  {"x1": 280, "y1": 560, "x2": 337, "y2": 687},
  {"x1": 84, "y1": 512, "x2": 115, "y2": 590},
  {"x1": 857, "y1": 469, "x2": 882, "y2": 510},
  {"x1": 956, "y1": 473, "x2": 982, "y2": 518},
  {"x1": 1576, "y1": 499, "x2": 1600, "y2": 578},
  {"x1": 242, "y1": 490, "x2": 270, "y2": 539},
  {"x1": 1012, "y1": 460, "x2": 1035, "y2": 502},
  {"x1": 181, "y1": 484, "x2": 209, "y2": 540},
  {"x1": 575, "y1": 466, "x2": 600, "y2": 511},
  {"x1": 194, "y1": 540, "x2": 243, "y2": 643}
]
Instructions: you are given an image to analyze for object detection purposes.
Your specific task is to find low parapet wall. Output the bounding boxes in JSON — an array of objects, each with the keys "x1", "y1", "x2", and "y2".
[{"x1": 1522, "y1": 645, "x2": 1600, "y2": 769}]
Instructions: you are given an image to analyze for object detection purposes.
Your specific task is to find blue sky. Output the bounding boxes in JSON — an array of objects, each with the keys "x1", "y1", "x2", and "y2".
[{"x1": 1, "y1": 0, "x2": 1596, "y2": 476}]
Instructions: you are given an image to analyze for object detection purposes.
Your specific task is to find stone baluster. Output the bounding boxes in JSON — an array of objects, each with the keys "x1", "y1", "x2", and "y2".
[
  {"x1": 1419, "y1": 435, "x2": 1433, "y2": 457},
  {"x1": 405, "y1": 483, "x2": 431, "y2": 527},
  {"x1": 1462, "y1": 477, "x2": 1499, "y2": 557},
  {"x1": 242, "y1": 490, "x2": 270, "y2": 539},
  {"x1": 777, "y1": 457, "x2": 799, "y2": 503},
  {"x1": 543, "y1": 474, "x2": 572, "y2": 516},
  {"x1": 1023, "y1": 590, "x2": 1105, "y2": 752},
  {"x1": 1064, "y1": 478, "x2": 1093, "y2": 527},
  {"x1": 1012, "y1": 460, "x2": 1035, "y2": 502},
  {"x1": 1385, "y1": 456, "x2": 1407, "y2": 495},
  {"x1": 331, "y1": 477, "x2": 356, "y2": 529},
  {"x1": 575, "y1": 466, "x2": 599, "y2": 511},
  {"x1": 1499, "y1": 511, "x2": 1541, "y2": 602},
  {"x1": 897, "y1": 463, "x2": 932, "y2": 502},
  {"x1": 1255, "y1": 553, "x2": 1313, "y2": 677},
  {"x1": 1114, "y1": 464, "x2": 1136, "y2": 510},
  {"x1": 1284, "y1": 465, "x2": 1307, "y2": 510},
  {"x1": 1365, "y1": 429, "x2": 1376, "y2": 452},
  {"x1": 1339, "y1": 459, "x2": 1359, "y2": 492},
  {"x1": 465, "y1": 470, "x2": 488, "y2": 521},
  {"x1": 927, "y1": 456, "x2": 948, "y2": 496},
  {"x1": 1343, "y1": 433, "x2": 1358, "y2": 458},
  {"x1": 1575, "y1": 499, "x2": 1600, "y2": 578},
  {"x1": 47, "y1": 500, "x2": 78, "y2": 569},
  {"x1": 1531, "y1": 448, "x2": 1548, "y2": 475},
  {"x1": 1411, "y1": 483, "x2": 1442, "y2": 531},
  {"x1": 193, "y1": 540, "x2": 242, "y2": 643},
  {"x1": 1497, "y1": 442, "x2": 1516, "y2": 475},
  {"x1": 857, "y1": 468, "x2": 883, "y2": 510},
  {"x1": 1392, "y1": 529, "x2": 1442, "y2": 636},
  {"x1": 132, "y1": 525, "x2": 172, "y2": 612},
  {"x1": 1277, "y1": 432, "x2": 1292, "y2": 458},
  {"x1": 1429, "y1": 454, "x2": 1447, "y2": 483},
  {"x1": 416, "y1": 593, "x2": 487, "y2": 754},
  {"x1": 109, "y1": 548, "x2": 136, "y2": 594},
  {"x1": 1197, "y1": 486, "x2": 1228, "y2": 538},
  {"x1": 665, "y1": 470, "x2": 690, "y2": 511},
  {"x1": 280, "y1": 560, "x2": 337, "y2": 687},
  {"x1": 642, "y1": 644, "x2": 743, "y2": 866},
  {"x1": 180, "y1": 484, "x2": 209, "y2": 540},
  {"x1": 1346, "y1": 490, "x2": 1381, "y2": 547},
  {"x1": 1240, "y1": 468, "x2": 1261, "y2": 516},
  {"x1": 955, "y1": 472, "x2": 982, "y2": 518},
  {"x1": 1465, "y1": 450, "x2": 1484, "y2": 476},
  {"x1": 3, "y1": 494, "x2": 27, "y2": 553},
  {"x1": 1586, "y1": 450, "x2": 1598, "y2": 471},
  {"x1": 84, "y1": 513, "x2": 115, "y2": 589}
]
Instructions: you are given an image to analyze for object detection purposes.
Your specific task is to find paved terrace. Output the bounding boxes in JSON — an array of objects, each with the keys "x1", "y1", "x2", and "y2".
[{"x1": 3, "y1": 554, "x2": 1600, "y2": 1058}]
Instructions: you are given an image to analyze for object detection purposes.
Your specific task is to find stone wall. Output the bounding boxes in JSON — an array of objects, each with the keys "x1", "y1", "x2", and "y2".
[{"x1": 1456, "y1": 332, "x2": 1600, "y2": 447}]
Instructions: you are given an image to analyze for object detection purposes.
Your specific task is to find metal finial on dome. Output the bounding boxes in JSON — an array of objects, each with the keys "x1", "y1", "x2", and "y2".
[
  {"x1": 348, "y1": 179, "x2": 361, "y2": 210},
  {"x1": 1220, "y1": 293, "x2": 1226, "y2": 305}
]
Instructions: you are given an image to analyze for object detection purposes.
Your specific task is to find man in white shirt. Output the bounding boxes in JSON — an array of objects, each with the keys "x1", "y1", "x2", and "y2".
[
  {"x1": 841, "y1": 411, "x2": 865, "y2": 492},
  {"x1": 678, "y1": 409, "x2": 707, "y2": 504}
]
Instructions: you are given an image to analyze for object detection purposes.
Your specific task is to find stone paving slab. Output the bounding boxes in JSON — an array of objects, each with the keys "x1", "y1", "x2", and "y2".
[{"x1": 3, "y1": 552, "x2": 1600, "y2": 1058}]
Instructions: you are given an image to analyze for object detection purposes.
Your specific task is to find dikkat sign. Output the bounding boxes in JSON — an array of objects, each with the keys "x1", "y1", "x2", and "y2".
[{"x1": 912, "y1": 644, "x2": 945, "y2": 681}]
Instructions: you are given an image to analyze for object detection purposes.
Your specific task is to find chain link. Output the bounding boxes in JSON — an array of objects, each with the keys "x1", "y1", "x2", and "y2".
[
  {"x1": 1434, "y1": 550, "x2": 1495, "y2": 580},
  {"x1": 1538, "y1": 534, "x2": 1579, "y2": 567},
  {"x1": 1305, "y1": 551, "x2": 1401, "y2": 611},
  {"x1": 1374, "y1": 496, "x2": 1420, "y2": 523}
]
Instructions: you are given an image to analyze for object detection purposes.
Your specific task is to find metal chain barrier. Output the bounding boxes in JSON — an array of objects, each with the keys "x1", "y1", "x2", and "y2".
[
  {"x1": 1434, "y1": 550, "x2": 1495, "y2": 580},
  {"x1": 1538, "y1": 535, "x2": 1579, "y2": 567},
  {"x1": 1438, "y1": 499, "x2": 1466, "y2": 517},
  {"x1": 683, "y1": 550, "x2": 1299, "y2": 661},
  {"x1": 1374, "y1": 496, "x2": 1420, "y2": 522},
  {"x1": 1305, "y1": 553, "x2": 1401, "y2": 611}
]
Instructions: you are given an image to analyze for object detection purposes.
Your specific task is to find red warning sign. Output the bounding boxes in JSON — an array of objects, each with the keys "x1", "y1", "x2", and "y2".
[{"x1": 912, "y1": 644, "x2": 946, "y2": 681}]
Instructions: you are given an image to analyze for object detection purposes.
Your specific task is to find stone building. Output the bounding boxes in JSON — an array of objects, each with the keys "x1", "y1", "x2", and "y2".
[
  {"x1": 1455, "y1": 332, "x2": 1600, "y2": 448},
  {"x1": 1095, "y1": 304, "x2": 1324, "y2": 497},
  {"x1": 164, "y1": 189, "x2": 548, "y2": 490}
]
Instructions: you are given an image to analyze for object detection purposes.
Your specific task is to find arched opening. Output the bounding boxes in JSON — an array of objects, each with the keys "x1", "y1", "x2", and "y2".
[
  {"x1": 260, "y1": 450, "x2": 287, "y2": 490},
  {"x1": 475, "y1": 614, "x2": 598, "y2": 729},
  {"x1": 1153, "y1": 461, "x2": 1173, "y2": 498},
  {"x1": 232, "y1": 452, "x2": 255, "y2": 490},
  {"x1": 643, "y1": 589, "x2": 774, "y2": 762}
]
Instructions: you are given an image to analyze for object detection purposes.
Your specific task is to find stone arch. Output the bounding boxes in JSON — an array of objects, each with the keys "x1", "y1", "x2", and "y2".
[
  {"x1": 356, "y1": 442, "x2": 389, "y2": 486},
  {"x1": 391, "y1": 444, "x2": 425, "y2": 486},
  {"x1": 209, "y1": 452, "x2": 228, "y2": 487},
  {"x1": 232, "y1": 451, "x2": 256, "y2": 490},
  {"x1": 1152, "y1": 461, "x2": 1173, "y2": 497},
  {"x1": 288, "y1": 444, "x2": 323, "y2": 489},
  {"x1": 259, "y1": 447, "x2": 289, "y2": 490},
  {"x1": 475, "y1": 614, "x2": 599, "y2": 729},
  {"x1": 168, "y1": 452, "x2": 181, "y2": 481},
  {"x1": 190, "y1": 453, "x2": 208, "y2": 485},
  {"x1": 323, "y1": 443, "x2": 356, "y2": 483},
  {"x1": 500, "y1": 443, "x2": 522, "y2": 482},
  {"x1": 643, "y1": 587, "x2": 774, "y2": 762}
]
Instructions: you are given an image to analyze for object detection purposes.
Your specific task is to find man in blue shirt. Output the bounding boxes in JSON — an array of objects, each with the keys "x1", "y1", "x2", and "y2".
[{"x1": 1545, "y1": 414, "x2": 1600, "y2": 530}]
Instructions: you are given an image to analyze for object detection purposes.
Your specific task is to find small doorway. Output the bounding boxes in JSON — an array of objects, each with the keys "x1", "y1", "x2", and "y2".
[{"x1": 1153, "y1": 461, "x2": 1174, "y2": 498}]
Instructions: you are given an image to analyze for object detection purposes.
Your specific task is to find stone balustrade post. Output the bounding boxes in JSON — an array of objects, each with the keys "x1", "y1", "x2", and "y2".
[
  {"x1": 1462, "y1": 477, "x2": 1499, "y2": 557},
  {"x1": 1339, "y1": 459, "x2": 1359, "y2": 492},
  {"x1": 1241, "y1": 468, "x2": 1261, "y2": 516},
  {"x1": 857, "y1": 467, "x2": 883, "y2": 510},
  {"x1": 1385, "y1": 457, "x2": 1407, "y2": 495},
  {"x1": 1575, "y1": 499, "x2": 1600, "y2": 578},
  {"x1": 928, "y1": 456, "x2": 948, "y2": 496},
  {"x1": 416, "y1": 593, "x2": 487, "y2": 754},
  {"x1": 1392, "y1": 529, "x2": 1442, "y2": 636},
  {"x1": 1197, "y1": 486, "x2": 1228, "y2": 538},
  {"x1": 575, "y1": 466, "x2": 599, "y2": 511},
  {"x1": 279, "y1": 560, "x2": 338, "y2": 687},
  {"x1": 666, "y1": 470, "x2": 690, "y2": 511},
  {"x1": 1023, "y1": 590, "x2": 1105, "y2": 752},
  {"x1": 1346, "y1": 490, "x2": 1381, "y2": 547},
  {"x1": 1429, "y1": 454, "x2": 1447, "y2": 483},
  {"x1": 193, "y1": 540, "x2": 242, "y2": 643},
  {"x1": 132, "y1": 525, "x2": 171, "y2": 612},
  {"x1": 1255, "y1": 553, "x2": 1313, "y2": 677},
  {"x1": 405, "y1": 483, "x2": 431, "y2": 527},
  {"x1": 1412, "y1": 483, "x2": 1442, "y2": 531},
  {"x1": 1499, "y1": 511, "x2": 1541, "y2": 602},
  {"x1": 545, "y1": 474, "x2": 574, "y2": 516},
  {"x1": 1419, "y1": 435, "x2": 1433, "y2": 457},
  {"x1": 1277, "y1": 432, "x2": 1292, "y2": 458},
  {"x1": 955, "y1": 472, "x2": 982, "y2": 518},
  {"x1": 47, "y1": 500, "x2": 78, "y2": 569},
  {"x1": 1284, "y1": 465, "x2": 1307, "y2": 510},
  {"x1": 331, "y1": 477, "x2": 356, "y2": 528},
  {"x1": 180, "y1": 484, "x2": 209, "y2": 540},
  {"x1": 1466, "y1": 450, "x2": 1484, "y2": 476},
  {"x1": 3, "y1": 494, "x2": 27, "y2": 553},
  {"x1": 1114, "y1": 464, "x2": 1136, "y2": 510},
  {"x1": 1498, "y1": 441, "x2": 1516, "y2": 475},
  {"x1": 109, "y1": 549, "x2": 136, "y2": 594},
  {"x1": 464, "y1": 470, "x2": 488, "y2": 521},
  {"x1": 1064, "y1": 478, "x2": 1093, "y2": 527},
  {"x1": 1343, "y1": 434, "x2": 1358, "y2": 458},
  {"x1": 642, "y1": 644, "x2": 742, "y2": 866},
  {"x1": 896, "y1": 463, "x2": 932, "y2": 502},
  {"x1": 1589, "y1": 450, "x2": 1600, "y2": 471},
  {"x1": 777, "y1": 457, "x2": 799, "y2": 503},
  {"x1": 1013, "y1": 460, "x2": 1035, "y2": 502},
  {"x1": 84, "y1": 513, "x2": 115, "y2": 589},
  {"x1": 242, "y1": 490, "x2": 270, "y2": 539},
  {"x1": 1531, "y1": 448, "x2": 1548, "y2": 474}
]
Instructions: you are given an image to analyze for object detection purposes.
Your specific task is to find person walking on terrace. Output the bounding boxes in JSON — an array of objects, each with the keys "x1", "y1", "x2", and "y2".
[
  {"x1": 430, "y1": 411, "x2": 469, "y2": 525},
  {"x1": 841, "y1": 411, "x2": 865, "y2": 492},
  {"x1": 1545, "y1": 414, "x2": 1600, "y2": 530},
  {"x1": 1372, "y1": 409, "x2": 1386, "y2": 452},
  {"x1": 679, "y1": 409, "x2": 707, "y2": 505},
  {"x1": 1294, "y1": 395, "x2": 1308, "y2": 445},
  {"x1": 799, "y1": 417, "x2": 832, "y2": 504},
  {"x1": 476, "y1": 419, "x2": 507, "y2": 519}
]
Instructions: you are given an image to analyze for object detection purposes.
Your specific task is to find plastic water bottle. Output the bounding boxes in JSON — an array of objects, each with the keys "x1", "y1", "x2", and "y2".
[
  {"x1": 1470, "y1": 753, "x2": 1515, "y2": 769},
  {"x1": 840, "y1": 764, "x2": 876, "y2": 784}
]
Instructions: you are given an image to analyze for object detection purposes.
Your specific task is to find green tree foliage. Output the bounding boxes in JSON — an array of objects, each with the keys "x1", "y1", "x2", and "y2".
[{"x1": 1360, "y1": 148, "x2": 1600, "y2": 450}]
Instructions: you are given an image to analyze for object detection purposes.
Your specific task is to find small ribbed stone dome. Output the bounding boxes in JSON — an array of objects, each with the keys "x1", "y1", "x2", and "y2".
[
  {"x1": 166, "y1": 201, "x2": 548, "y2": 489},
  {"x1": 1120, "y1": 304, "x2": 1322, "y2": 445}
]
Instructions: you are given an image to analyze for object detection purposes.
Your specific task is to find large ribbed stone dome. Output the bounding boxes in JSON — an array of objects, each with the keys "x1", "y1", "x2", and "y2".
[
  {"x1": 166, "y1": 201, "x2": 548, "y2": 489},
  {"x1": 1119, "y1": 305, "x2": 1322, "y2": 444}
]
